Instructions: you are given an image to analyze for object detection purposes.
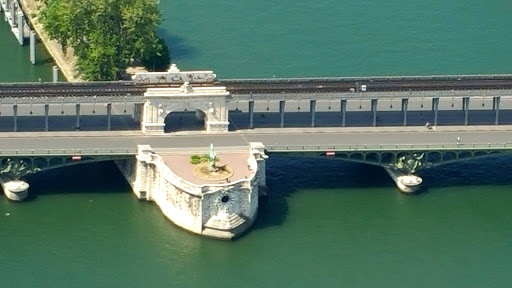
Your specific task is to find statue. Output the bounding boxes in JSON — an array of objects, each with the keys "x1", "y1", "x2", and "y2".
[
  {"x1": 1, "y1": 158, "x2": 40, "y2": 179},
  {"x1": 209, "y1": 143, "x2": 217, "y2": 172},
  {"x1": 395, "y1": 153, "x2": 424, "y2": 173}
]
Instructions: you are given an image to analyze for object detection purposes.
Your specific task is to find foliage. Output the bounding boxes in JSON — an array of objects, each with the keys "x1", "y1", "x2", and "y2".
[
  {"x1": 190, "y1": 158, "x2": 201, "y2": 165},
  {"x1": 39, "y1": 0, "x2": 170, "y2": 80},
  {"x1": 190, "y1": 155, "x2": 201, "y2": 160}
]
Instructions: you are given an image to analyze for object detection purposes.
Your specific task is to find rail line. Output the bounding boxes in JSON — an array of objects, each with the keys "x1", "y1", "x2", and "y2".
[{"x1": 1, "y1": 75, "x2": 512, "y2": 97}]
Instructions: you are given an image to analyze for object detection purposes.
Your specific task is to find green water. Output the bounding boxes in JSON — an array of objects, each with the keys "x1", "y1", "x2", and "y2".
[
  {"x1": 0, "y1": 18, "x2": 57, "y2": 82},
  {"x1": 2, "y1": 0, "x2": 512, "y2": 287}
]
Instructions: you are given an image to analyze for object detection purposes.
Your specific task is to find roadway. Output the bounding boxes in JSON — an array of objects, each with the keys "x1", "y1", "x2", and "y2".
[{"x1": 1, "y1": 127, "x2": 512, "y2": 153}]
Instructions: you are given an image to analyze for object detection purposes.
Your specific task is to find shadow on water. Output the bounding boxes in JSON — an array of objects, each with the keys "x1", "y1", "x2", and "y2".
[
  {"x1": 253, "y1": 154, "x2": 512, "y2": 230},
  {"x1": 24, "y1": 161, "x2": 130, "y2": 201},
  {"x1": 252, "y1": 156, "x2": 393, "y2": 230},
  {"x1": 419, "y1": 154, "x2": 512, "y2": 190},
  {"x1": 157, "y1": 30, "x2": 198, "y2": 60}
]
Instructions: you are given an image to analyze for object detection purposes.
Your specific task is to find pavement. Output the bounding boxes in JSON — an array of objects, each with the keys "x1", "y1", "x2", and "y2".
[{"x1": 0, "y1": 125, "x2": 512, "y2": 139}]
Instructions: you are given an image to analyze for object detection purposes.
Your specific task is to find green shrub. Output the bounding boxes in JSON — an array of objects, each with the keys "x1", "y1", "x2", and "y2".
[
  {"x1": 190, "y1": 155, "x2": 201, "y2": 160},
  {"x1": 190, "y1": 158, "x2": 200, "y2": 165}
]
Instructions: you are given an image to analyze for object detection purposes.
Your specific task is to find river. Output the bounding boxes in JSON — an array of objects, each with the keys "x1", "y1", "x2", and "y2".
[{"x1": 1, "y1": 1, "x2": 512, "y2": 287}]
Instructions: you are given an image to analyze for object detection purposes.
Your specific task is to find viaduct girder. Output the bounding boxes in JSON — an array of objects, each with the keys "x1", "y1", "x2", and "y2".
[
  {"x1": 266, "y1": 143, "x2": 512, "y2": 173},
  {"x1": 0, "y1": 148, "x2": 136, "y2": 180}
]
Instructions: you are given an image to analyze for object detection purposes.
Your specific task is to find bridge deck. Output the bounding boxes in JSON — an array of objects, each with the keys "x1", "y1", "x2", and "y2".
[{"x1": 0, "y1": 126, "x2": 511, "y2": 156}]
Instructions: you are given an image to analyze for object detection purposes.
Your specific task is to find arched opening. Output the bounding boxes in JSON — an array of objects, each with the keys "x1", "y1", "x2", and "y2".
[{"x1": 164, "y1": 109, "x2": 206, "y2": 133}]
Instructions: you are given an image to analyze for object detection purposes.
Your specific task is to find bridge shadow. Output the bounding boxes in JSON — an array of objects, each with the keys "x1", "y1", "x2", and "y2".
[
  {"x1": 419, "y1": 154, "x2": 512, "y2": 192},
  {"x1": 25, "y1": 161, "x2": 131, "y2": 201},
  {"x1": 252, "y1": 154, "x2": 512, "y2": 230},
  {"x1": 251, "y1": 155, "x2": 393, "y2": 231}
]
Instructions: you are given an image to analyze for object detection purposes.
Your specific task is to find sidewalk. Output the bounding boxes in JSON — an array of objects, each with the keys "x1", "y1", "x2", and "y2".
[{"x1": 0, "y1": 125, "x2": 511, "y2": 138}]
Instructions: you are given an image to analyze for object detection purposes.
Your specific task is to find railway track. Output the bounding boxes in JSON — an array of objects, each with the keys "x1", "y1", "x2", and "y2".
[{"x1": 1, "y1": 76, "x2": 512, "y2": 97}]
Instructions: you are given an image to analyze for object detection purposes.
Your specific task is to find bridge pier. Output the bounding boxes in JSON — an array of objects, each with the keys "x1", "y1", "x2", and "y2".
[
  {"x1": 75, "y1": 103, "x2": 81, "y2": 130},
  {"x1": 401, "y1": 98, "x2": 408, "y2": 126},
  {"x1": 13, "y1": 103, "x2": 17, "y2": 132},
  {"x1": 0, "y1": 177, "x2": 29, "y2": 201},
  {"x1": 384, "y1": 167, "x2": 422, "y2": 194},
  {"x1": 44, "y1": 103, "x2": 49, "y2": 131},
  {"x1": 494, "y1": 96, "x2": 500, "y2": 125},
  {"x1": 341, "y1": 99, "x2": 347, "y2": 127},
  {"x1": 463, "y1": 97, "x2": 470, "y2": 125},
  {"x1": 248, "y1": 100, "x2": 254, "y2": 129},
  {"x1": 310, "y1": 100, "x2": 316, "y2": 127},
  {"x1": 116, "y1": 144, "x2": 265, "y2": 239},
  {"x1": 432, "y1": 97, "x2": 439, "y2": 126},
  {"x1": 279, "y1": 100, "x2": 285, "y2": 128},
  {"x1": 371, "y1": 99, "x2": 378, "y2": 127},
  {"x1": 107, "y1": 102, "x2": 112, "y2": 131}
]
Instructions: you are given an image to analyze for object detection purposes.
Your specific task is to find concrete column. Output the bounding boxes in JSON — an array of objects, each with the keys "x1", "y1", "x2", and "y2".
[
  {"x1": 29, "y1": 31, "x2": 36, "y2": 64},
  {"x1": 13, "y1": 104, "x2": 17, "y2": 132},
  {"x1": 402, "y1": 98, "x2": 408, "y2": 126},
  {"x1": 75, "y1": 103, "x2": 80, "y2": 130},
  {"x1": 341, "y1": 99, "x2": 347, "y2": 127},
  {"x1": 310, "y1": 100, "x2": 316, "y2": 127},
  {"x1": 463, "y1": 97, "x2": 470, "y2": 126},
  {"x1": 17, "y1": 13, "x2": 24, "y2": 45},
  {"x1": 371, "y1": 99, "x2": 378, "y2": 127},
  {"x1": 107, "y1": 102, "x2": 112, "y2": 131},
  {"x1": 494, "y1": 96, "x2": 500, "y2": 125},
  {"x1": 52, "y1": 66, "x2": 59, "y2": 83},
  {"x1": 248, "y1": 100, "x2": 254, "y2": 129},
  {"x1": 279, "y1": 100, "x2": 285, "y2": 128},
  {"x1": 44, "y1": 103, "x2": 49, "y2": 131},
  {"x1": 10, "y1": 1, "x2": 14, "y2": 24},
  {"x1": 432, "y1": 97, "x2": 439, "y2": 126}
]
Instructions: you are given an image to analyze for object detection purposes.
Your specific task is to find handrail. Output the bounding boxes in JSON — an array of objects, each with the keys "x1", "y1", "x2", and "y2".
[
  {"x1": 266, "y1": 143, "x2": 512, "y2": 152},
  {"x1": 0, "y1": 148, "x2": 138, "y2": 156}
]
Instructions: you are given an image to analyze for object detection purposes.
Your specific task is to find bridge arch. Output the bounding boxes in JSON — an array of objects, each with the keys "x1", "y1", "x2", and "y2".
[{"x1": 141, "y1": 84, "x2": 230, "y2": 134}]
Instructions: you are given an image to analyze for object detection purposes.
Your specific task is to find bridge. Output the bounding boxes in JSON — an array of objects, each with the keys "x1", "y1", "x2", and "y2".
[{"x1": 1, "y1": 65, "x2": 512, "y2": 238}]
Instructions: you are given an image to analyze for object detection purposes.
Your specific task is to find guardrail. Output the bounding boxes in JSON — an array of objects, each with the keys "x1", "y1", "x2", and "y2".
[
  {"x1": 0, "y1": 148, "x2": 138, "y2": 156},
  {"x1": 266, "y1": 143, "x2": 512, "y2": 152}
]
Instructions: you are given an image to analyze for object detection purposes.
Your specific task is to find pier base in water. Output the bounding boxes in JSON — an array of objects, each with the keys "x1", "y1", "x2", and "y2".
[
  {"x1": 384, "y1": 167, "x2": 422, "y2": 194},
  {"x1": 1, "y1": 179, "x2": 29, "y2": 201}
]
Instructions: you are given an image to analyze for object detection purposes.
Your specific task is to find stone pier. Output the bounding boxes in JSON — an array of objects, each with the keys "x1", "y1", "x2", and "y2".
[
  {"x1": 116, "y1": 143, "x2": 267, "y2": 239},
  {"x1": 384, "y1": 167, "x2": 422, "y2": 194},
  {"x1": 0, "y1": 177, "x2": 29, "y2": 201}
]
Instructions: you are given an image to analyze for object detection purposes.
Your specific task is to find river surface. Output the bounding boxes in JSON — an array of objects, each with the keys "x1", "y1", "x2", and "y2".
[{"x1": 2, "y1": 1, "x2": 512, "y2": 287}]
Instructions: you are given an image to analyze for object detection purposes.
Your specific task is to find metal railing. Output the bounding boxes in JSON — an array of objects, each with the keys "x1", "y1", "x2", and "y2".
[
  {"x1": 0, "y1": 148, "x2": 138, "y2": 157},
  {"x1": 266, "y1": 143, "x2": 512, "y2": 152}
]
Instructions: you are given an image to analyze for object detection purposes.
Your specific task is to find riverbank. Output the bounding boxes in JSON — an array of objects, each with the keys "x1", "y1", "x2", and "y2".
[{"x1": 18, "y1": 0, "x2": 80, "y2": 82}]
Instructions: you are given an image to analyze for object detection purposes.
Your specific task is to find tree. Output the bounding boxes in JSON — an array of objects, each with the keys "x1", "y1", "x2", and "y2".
[{"x1": 39, "y1": 0, "x2": 170, "y2": 80}]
